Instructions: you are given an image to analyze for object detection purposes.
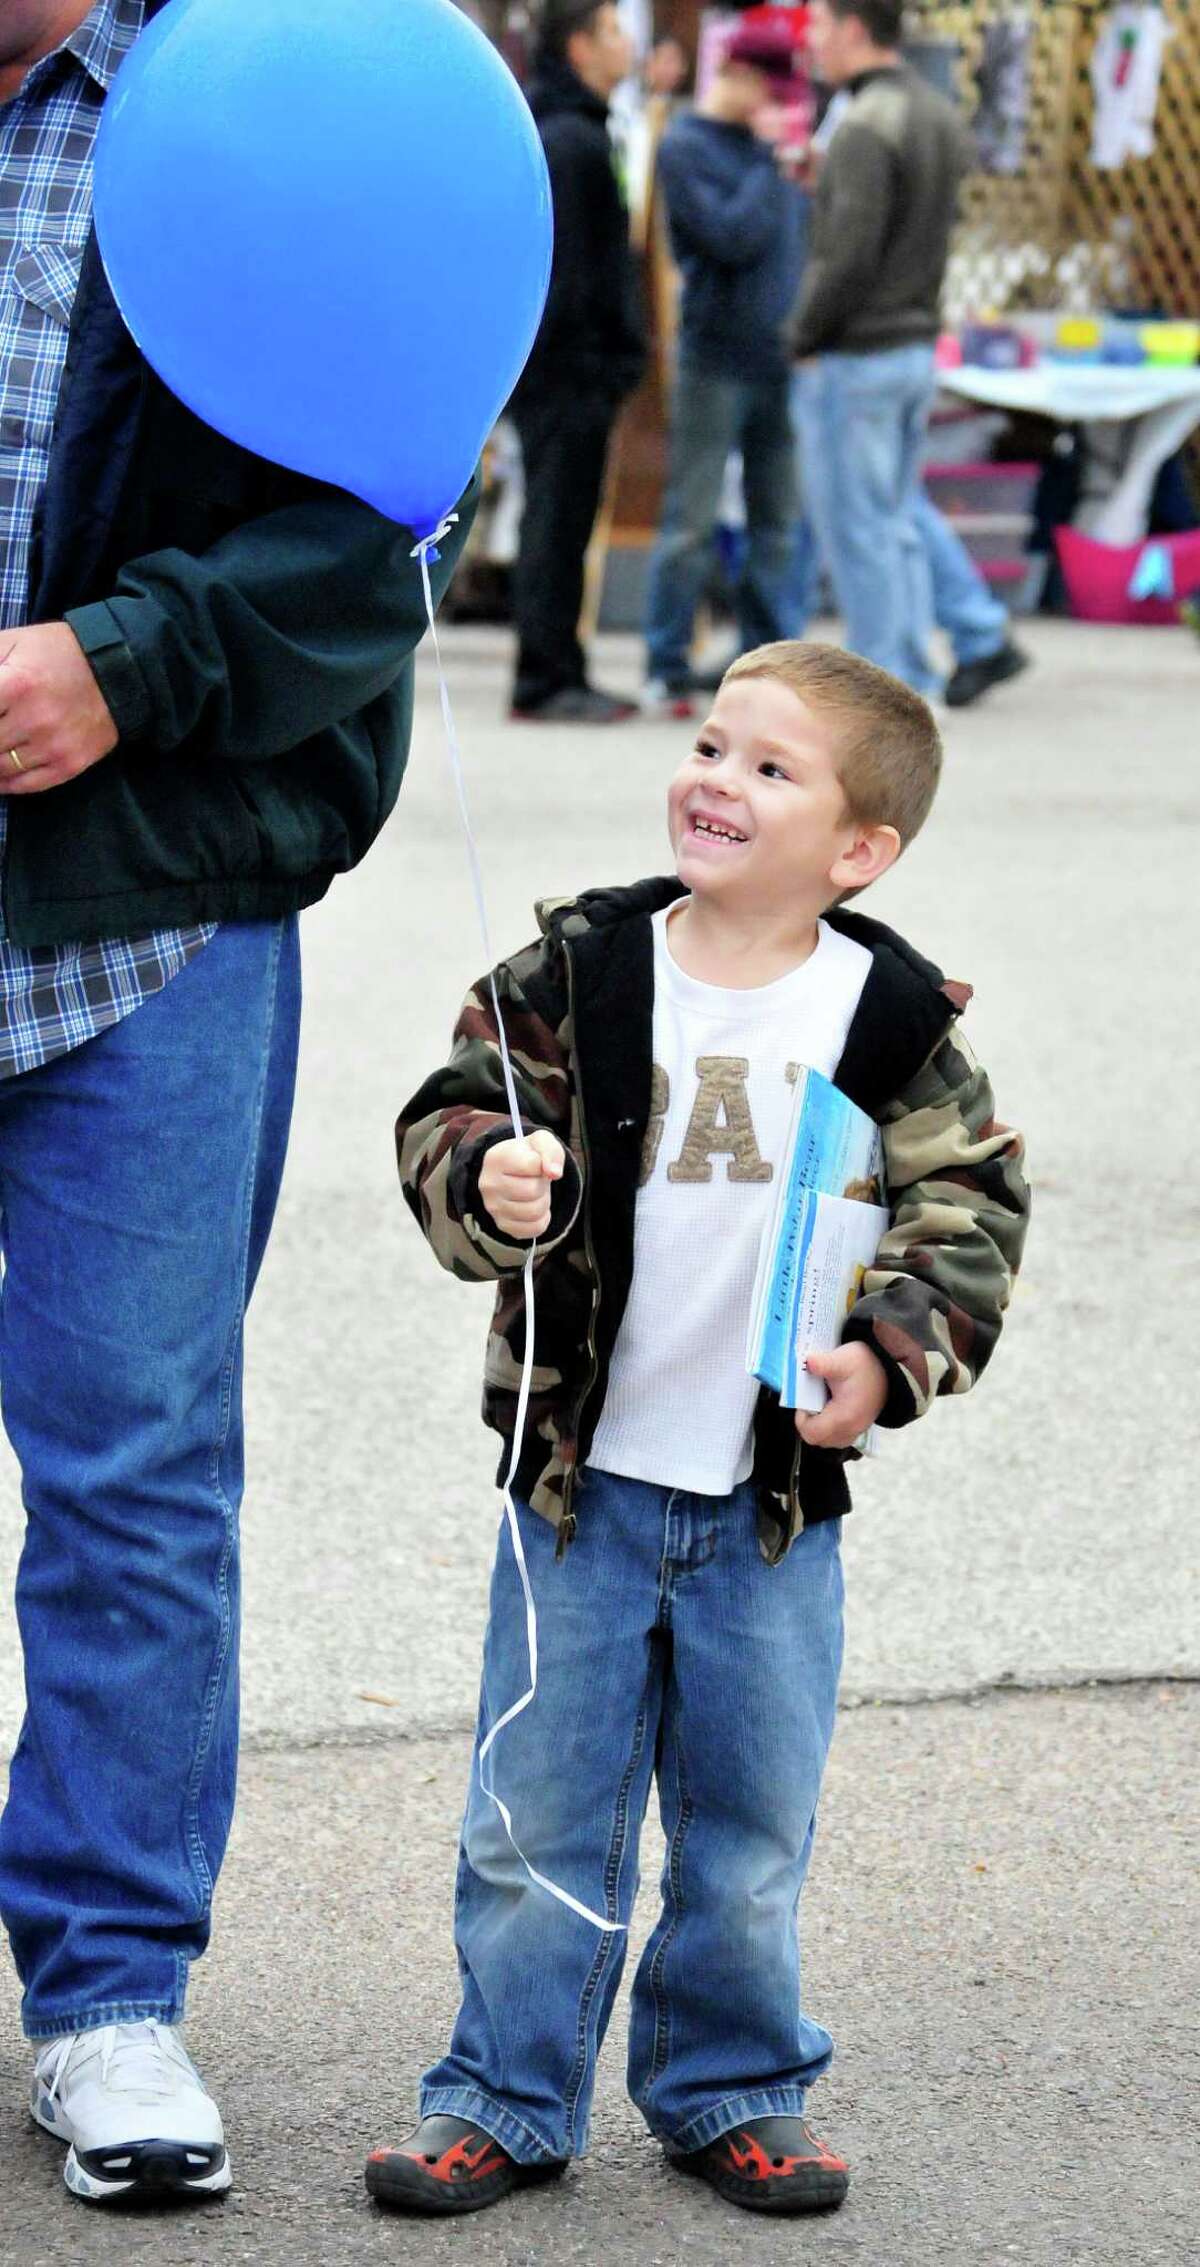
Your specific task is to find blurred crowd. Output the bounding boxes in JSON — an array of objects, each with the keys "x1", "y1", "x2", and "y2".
[{"x1": 472, "y1": 0, "x2": 1031, "y2": 724}]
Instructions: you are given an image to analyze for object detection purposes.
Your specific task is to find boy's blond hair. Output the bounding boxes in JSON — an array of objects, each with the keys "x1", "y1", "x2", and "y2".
[{"x1": 724, "y1": 640, "x2": 942, "y2": 848}]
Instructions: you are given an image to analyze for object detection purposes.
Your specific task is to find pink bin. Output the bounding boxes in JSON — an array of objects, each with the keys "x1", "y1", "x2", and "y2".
[{"x1": 1054, "y1": 525, "x2": 1200, "y2": 625}]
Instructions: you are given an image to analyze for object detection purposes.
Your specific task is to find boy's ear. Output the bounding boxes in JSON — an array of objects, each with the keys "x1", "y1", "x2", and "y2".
[{"x1": 829, "y1": 822, "x2": 902, "y2": 895}]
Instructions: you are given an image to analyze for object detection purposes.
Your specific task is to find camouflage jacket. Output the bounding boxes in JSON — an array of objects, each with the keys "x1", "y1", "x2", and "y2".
[{"x1": 396, "y1": 879, "x2": 1030, "y2": 1561}]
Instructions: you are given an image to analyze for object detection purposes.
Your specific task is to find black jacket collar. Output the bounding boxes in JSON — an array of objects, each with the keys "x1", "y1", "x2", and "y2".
[
  {"x1": 824, "y1": 904, "x2": 964, "y2": 1117},
  {"x1": 847, "y1": 62, "x2": 905, "y2": 97},
  {"x1": 526, "y1": 55, "x2": 611, "y2": 131}
]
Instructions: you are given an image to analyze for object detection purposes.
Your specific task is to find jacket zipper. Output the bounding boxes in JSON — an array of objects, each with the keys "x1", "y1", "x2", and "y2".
[
  {"x1": 556, "y1": 934, "x2": 801, "y2": 1559},
  {"x1": 786, "y1": 1433, "x2": 804, "y2": 1549},
  {"x1": 556, "y1": 938, "x2": 601, "y2": 1557}
]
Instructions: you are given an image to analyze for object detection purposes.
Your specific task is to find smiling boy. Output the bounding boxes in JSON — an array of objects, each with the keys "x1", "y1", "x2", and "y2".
[{"x1": 371, "y1": 642, "x2": 1029, "y2": 2217}]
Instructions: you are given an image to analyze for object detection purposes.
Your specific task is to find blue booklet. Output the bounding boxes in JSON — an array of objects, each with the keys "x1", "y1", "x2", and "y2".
[{"x1": 747, "y1": 1068, "x2": 888, "y2": 1418}]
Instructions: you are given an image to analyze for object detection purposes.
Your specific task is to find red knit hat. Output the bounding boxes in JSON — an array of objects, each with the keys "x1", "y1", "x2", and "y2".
[{"x1": 723, "y1": 7, "x2": 807, "y2": 75}]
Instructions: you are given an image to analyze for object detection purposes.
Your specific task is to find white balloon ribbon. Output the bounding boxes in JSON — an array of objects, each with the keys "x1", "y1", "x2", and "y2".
[{"x1": 413, "y1": 529, "x2": 623, "y2": 1936}]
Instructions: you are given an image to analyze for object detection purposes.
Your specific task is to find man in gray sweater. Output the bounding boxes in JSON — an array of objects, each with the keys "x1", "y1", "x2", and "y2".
[{"x1": 792, "y1": 0, "x2": 1027, "y2": 706}]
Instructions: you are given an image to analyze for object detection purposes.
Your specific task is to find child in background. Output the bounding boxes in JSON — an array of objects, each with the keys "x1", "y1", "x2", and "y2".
[{"x1": 368, "y1": 641, "x2": 1029, "y2": 2218}]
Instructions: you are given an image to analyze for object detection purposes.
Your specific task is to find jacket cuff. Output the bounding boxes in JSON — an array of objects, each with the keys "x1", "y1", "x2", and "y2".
[
  {"x1": 66, "y1": 600, "x2": 154, "y2": 744},
  {"x1": 791, "y1": 317, "x2": 826, "y2": 361},
  {"x1": 456, "y1": 1121, "x2": 583, "y2": 1267},
  {"x1": 840, "y1": 1309, "x2": 921, "y2": 1430}
]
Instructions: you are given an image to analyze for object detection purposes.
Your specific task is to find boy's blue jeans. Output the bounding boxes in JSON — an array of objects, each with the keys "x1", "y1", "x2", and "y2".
[
  {"x1": 422, "y1": 1468, "x2": 844, "y2": 2162},
  {"x1": 0, "y1": 918, "x2": 300, "y2": 2038}
]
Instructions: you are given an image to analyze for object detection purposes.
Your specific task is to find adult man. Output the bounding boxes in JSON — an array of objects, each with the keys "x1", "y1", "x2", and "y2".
[
  {"x1": 0, "y1": 0, "x2": 471, "y2": 2206},
  {"x1": 792, "y1": 0, "x2": 1027, "y2": 706},
  {"x1": 641, "y1": 20, "x2": 807, "y2": 716},
  {"x1": 510, "y1": 0, "x2": 646, "y2": 724}
]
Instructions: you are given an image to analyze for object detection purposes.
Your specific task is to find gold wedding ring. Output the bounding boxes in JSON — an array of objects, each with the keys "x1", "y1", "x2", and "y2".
[{"x1": 7, "y1": 747, "x2": 23, "y2": 773}]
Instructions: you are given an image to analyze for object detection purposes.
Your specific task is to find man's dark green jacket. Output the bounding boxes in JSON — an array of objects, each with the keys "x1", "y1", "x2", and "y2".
[{"x1": 8, "y1": 215, "x2": 474, "y2": 946}]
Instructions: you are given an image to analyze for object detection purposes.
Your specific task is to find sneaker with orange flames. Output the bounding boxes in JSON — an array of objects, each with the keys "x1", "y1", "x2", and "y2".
[
  {"x1": 364, "y1": 2113, "x2": 567, "y2": 2215},
  {"x1": 672, "y1": 2113, "x2": 849, "y2": 2213}
]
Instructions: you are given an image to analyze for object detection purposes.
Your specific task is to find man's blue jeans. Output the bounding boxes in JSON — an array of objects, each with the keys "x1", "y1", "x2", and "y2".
[
  {"x1": 788, "y1": 368, "x2": 826, "y2": 629},
  {"x1": 0, "y1": 918, "x2": 300, "y2": 2038},
  {"x1": 796, "y1": 343, "x2": 1007, "y2": 693},
  {"x1": 913, "y1": 487, "x2": 1011, "y2": 667},
  {"x1": 422, "y1": 1469, "x2": 844, "y2": 2161},
  {"x1": 644, "y1": 364, "x2": 799, "y2": 689}
]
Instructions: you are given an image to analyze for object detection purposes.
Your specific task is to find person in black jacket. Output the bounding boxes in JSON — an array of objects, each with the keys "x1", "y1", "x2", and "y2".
[
  {"x1": 0, "y1": 0, "x2": 472, "y2": 2207},
  {"x1": 510, "y1": 1, "x2": 646, "y2": 724}
]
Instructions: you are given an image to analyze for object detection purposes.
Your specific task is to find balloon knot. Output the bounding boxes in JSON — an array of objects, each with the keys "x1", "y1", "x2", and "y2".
[{"x1": 410, "y1": 510, "x2": 459, "y2": 561}]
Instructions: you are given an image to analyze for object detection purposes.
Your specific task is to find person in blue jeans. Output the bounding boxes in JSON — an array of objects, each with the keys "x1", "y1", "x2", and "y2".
[
  {"x1": 375, "y1": 639, "x2": 1028, "y2": 2218},
  {"x1": 642, "y1": 20, "x2": 810, "y2": 715},
  {"x1": 795, "y1": 346, "x2": 1016, "y2": 699},
  {"x1": 0, "y1": 0, "x2": 471, "y2": 2209},
  {"x1": 791, "y1": 0, "x2": 1028, "y2": 707}
]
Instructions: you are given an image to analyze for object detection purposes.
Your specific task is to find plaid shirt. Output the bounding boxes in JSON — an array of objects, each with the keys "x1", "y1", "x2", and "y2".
[{"x1": 0, "y1": 0, "x2": 213, "y2": 1081}]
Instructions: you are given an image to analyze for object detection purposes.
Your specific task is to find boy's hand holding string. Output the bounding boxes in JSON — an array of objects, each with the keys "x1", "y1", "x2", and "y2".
[{"x1": 479, "y1": 1131, "x2": 566, "y2": 1241}]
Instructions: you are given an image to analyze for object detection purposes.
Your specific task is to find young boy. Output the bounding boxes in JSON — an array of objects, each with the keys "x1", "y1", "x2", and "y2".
[{"x1": 368, "y1": 642, "x2": 1029, "y2": 2217}]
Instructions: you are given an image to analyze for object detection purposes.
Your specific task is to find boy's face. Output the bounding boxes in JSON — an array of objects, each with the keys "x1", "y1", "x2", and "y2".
[{"x1": 667, "y1": 675, "x2": 894, "y2": 914}]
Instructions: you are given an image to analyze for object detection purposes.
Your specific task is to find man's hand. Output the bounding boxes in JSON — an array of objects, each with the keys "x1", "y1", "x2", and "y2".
[
  {"x1": 478, "y1": 1130, "x2": 565, "y2": 1241},
  {"x1": 795, "y1": 1342, "x2": 888, "y2": 1450},
  {"x1": 0, "y1": 623, "x2": 119, "y2": 795}
]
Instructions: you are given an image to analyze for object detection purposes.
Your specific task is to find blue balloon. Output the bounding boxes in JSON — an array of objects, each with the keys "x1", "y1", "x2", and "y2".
[{"x1": 94, "y1": 0, "x2": 552, "y2": 536}]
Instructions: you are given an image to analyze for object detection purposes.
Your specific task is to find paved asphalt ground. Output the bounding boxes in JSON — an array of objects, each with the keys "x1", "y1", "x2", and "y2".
[{"x1": 0, "y1": 617, "x2": 1197, "y2": 2260}]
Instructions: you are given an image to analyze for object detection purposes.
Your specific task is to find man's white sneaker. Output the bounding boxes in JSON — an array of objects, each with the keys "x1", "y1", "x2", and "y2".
[{"x1": 31, "y1": 2021, "x2": 231, "y2": 2203}]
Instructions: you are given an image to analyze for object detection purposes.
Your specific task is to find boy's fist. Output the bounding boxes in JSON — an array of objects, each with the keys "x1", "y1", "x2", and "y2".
[
  {"x1": 795, "y1": 1342, "x2": 888, "y2": 1450},
  {"x1": 478, "y1": 1129, "x2": 565, "y2": 1241}
]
